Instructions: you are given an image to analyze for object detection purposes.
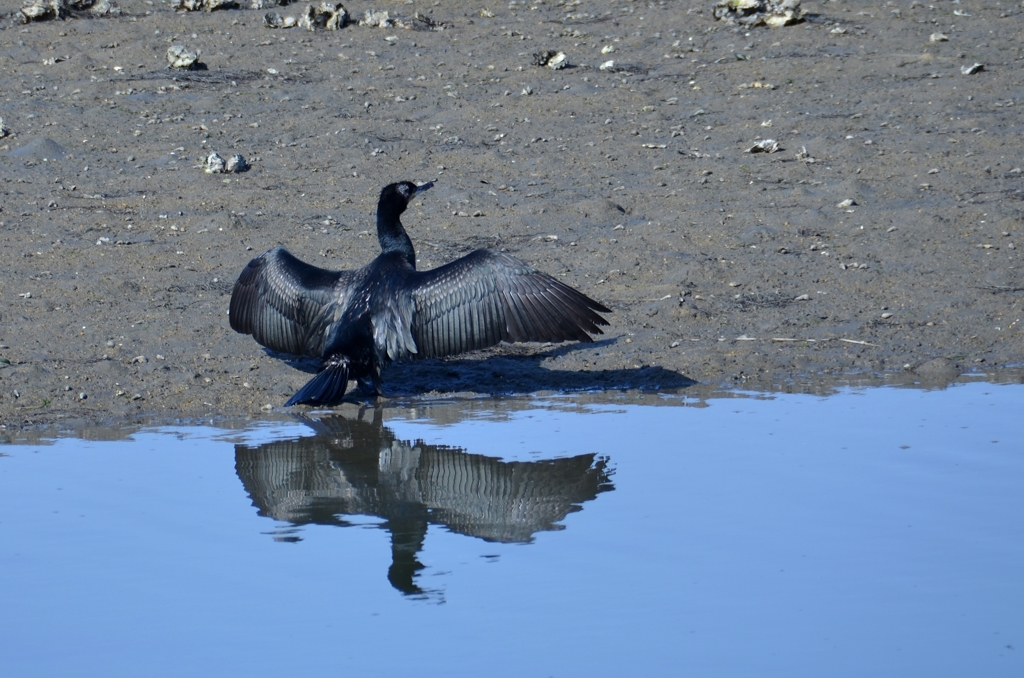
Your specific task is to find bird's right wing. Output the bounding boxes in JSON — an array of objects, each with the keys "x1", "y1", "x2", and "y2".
[
  {"x1": 408, "y1": 250, "x2": 610, "y2": 359},
  {"x1": 229, "y1": 247, "x2": 354, "y2": 357}
]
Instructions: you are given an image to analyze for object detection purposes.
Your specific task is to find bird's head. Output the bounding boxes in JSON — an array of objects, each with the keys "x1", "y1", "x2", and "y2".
[{"x1": 379, "y1": 181, "x2": 433, "y2": 214}]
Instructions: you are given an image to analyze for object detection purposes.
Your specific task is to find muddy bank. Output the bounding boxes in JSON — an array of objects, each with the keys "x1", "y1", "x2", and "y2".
[{"x1": 1, "y1": 0, "x2": 1022, "y2": 431}]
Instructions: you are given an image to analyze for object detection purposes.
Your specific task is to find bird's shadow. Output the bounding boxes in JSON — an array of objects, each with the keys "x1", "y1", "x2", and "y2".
[{"x1": 274, "y1": 339, "x2": 696, "y2": 399}]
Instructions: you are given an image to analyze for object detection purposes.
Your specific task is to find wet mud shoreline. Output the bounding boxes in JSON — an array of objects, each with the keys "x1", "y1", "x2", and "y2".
[{"x1": 1, "y1": 0, "x2": 1022, "y2": 432}]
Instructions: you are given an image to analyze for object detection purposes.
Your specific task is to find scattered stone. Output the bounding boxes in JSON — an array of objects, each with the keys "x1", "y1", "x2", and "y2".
[
  {"x1": 20, "y1": 0, "x2": 64, "y2": 21},
  {"x1": 547, "y1": 52, "x2": 568, "y2": 70},
  {"x1": 205, "y1": 151, "x2": 226, "y2": 174},
  {"x1": 173, "y1": 0, "x2": 237, "y2": 10},
  {"x1": 225, "y1": 154, "x2": 249, "y2": 173},
  {"x1": 0, "y1": 118, "x2": 8, "y2": 139},
  {"x1": 403, "y1": 13, "x2": 444, "y2": 31},
  {"x1": 250, "y1": 0, "x2": 291, "y2": 7},
  {"x1": 20, "y1": 0, "x2": 119, "y2": 22},
  {"x1": 359, "y1": 9, "x2": 392, "y2": 27},
  {"x1": 836, "y1": 198, "x2": 856, "y2": 208},
  {"x1": 961, "y1": 63, "x2": 984, "y2": 76},
  {"x1": 795, "y1": 146, "x2": 815, "y2": 163},
  {"x1": 353, "y1": 8, "x2": 439, "y2": 30},
  {"x1": 929, "y1": 32, "x2": 949, "y2": 42},
  {"x1": 298, "y1": 2, "x2": 348, "y2": 30},
  {"x1": 87, "y1": 0, "x2": 118, "y2": 14},
  {"x1": 166, "y1": 45, "x2": 201, "y2": 70},
  {"x1": 264, "y1": 12, "x2": 297, "y2": 28},
  {"x1": 534, "y1": 50, "x2": 569, "y2": 70},
  {"x1": 746, "y1": 139, "x2": 779, "y2": 153},
  {"x1": 713, "y1": 0, "x2": 805, "y2": 28},
  {"x1": 204, "y1": 151, "x2": 249, "y2": 174}
]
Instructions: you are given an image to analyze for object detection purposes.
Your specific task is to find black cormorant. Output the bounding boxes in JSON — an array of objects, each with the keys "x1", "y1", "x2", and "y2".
[{"x1": 229, "y1": 181, "x2": 611, "y2": 406}]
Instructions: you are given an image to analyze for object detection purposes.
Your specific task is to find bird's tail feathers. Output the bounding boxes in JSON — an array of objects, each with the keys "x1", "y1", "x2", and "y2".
[{"x1": 285, "y1": 357, "x2": 350, "y2": 406}]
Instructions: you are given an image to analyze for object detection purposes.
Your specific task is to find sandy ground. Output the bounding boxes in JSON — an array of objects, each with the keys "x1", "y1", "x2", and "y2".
[{"x1": 1, "y1": 0, "x2": 1023, "y2": 432}]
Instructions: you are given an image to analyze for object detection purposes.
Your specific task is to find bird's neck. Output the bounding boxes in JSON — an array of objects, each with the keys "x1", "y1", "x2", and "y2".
[{"x1": 376, "y1": 207, "x2": 416, "y2": 268}]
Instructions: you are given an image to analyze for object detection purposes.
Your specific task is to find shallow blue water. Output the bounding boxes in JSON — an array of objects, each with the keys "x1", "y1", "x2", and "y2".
[{"x1": 2, "y1": 382, "x2": 1022, "y2": 677}]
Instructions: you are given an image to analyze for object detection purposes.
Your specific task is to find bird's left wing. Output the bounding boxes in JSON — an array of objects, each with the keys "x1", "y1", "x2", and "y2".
[{"x1": 407, "y1": 250, "x2": 610, "y2": 359}]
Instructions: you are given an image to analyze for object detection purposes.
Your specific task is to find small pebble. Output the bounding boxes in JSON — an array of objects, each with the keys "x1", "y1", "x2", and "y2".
[{"x1": 79, "y1": 392, "x2": 87, "y2": 400}]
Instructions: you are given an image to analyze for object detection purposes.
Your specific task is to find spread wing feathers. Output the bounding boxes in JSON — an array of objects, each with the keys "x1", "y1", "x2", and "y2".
[
  {"x1": 408, "y1": 250, "x2": 611, "y2": 359},
  {"x1": 371, "y1": 282, "x2": 419, "y2": 363},
  {"x1": 229, "y1": 246, "x2": 355, "y2": 358}
]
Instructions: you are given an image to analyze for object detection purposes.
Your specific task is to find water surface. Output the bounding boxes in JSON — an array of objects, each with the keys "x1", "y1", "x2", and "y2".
[{"x1": 2, "y1": 382, "x2": 1022, "y2": 677}]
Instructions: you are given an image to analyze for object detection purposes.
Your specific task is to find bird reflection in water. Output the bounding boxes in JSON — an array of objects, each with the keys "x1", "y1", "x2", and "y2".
[{"x1": 234, "y1": 408, "x2": 614, "y2": 597}]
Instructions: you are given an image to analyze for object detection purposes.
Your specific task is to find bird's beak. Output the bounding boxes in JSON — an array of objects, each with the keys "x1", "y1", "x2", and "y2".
[{"x1": 414, "y1": 181, "x2": 434, "y2": 195}]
